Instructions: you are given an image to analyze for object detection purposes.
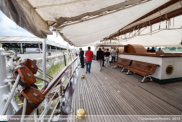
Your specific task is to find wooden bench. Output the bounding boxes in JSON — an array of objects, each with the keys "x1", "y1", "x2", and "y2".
[
  {"x1": 113, "y1": 58, "x2": 132, "y2": 71},
  {"x1": 125, "y1": 60, "x2": 159, "y2": 82}
]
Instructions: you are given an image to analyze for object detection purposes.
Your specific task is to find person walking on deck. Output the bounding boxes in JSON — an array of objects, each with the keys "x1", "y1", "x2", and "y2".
[
  {"x1": 97, "y1": 48, "x2": 104, "y2": 71},
  {"x1": 104, "y1": 48, "x2": 110, "y2": 67},
  {"x1": 85, "y1": 46, "x2": 94, "y2": 73},
  {"x1": 79, "y1": 48, "x2": 84, "y2": 68},
  {"x1": 111, "y1": 48, "x2": 117, "y2": 63},
  {"x1": 102, "y1": 47, "x2": 105, "y2": 67}
]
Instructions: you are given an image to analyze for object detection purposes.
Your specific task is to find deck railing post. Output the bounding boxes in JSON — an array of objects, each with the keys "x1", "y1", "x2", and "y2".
[
  {"x1": 63, "y1": 53, "x2": 66, "y2": 66},
  {"x1": 42, "y1": 38, "x2": 48, "y2": 107}
]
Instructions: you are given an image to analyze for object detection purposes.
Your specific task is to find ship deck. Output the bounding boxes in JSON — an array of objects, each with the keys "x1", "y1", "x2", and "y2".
[{"x1": 64, "y1": 60, "x2": 182, "y2": 122}]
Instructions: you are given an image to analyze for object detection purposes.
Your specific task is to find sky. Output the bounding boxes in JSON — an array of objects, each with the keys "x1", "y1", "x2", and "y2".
[
  {"x1": 0, "y1": 11, "x2": 95, "y2": 50},
  {"x1": 0, "y1": 11, "x2": 34, "y2": 37},
  {"x1": 0, "y1": 11, "x2": 69, "y2": 48}
]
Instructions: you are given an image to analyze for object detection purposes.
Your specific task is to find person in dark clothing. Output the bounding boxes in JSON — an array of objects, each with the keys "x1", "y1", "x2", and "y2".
[
  {"x1": 97, "y1": 48, "x2": 104, "y2": 71},
  {"x1": 104, "y1": 48, "x2": 110, "y2": 67},
  {"x1": 150, "y1": 47, "x2": 156, "y2": 52},
  {"x1": 102, "y1": 47, "x2": 105, "y2": 66},
  {"x1": 79, "y1": 48, "x2": 84, "y2": 68},
  {"x1": 147, "y1": 47, "x2": 151, "y2": 52}
]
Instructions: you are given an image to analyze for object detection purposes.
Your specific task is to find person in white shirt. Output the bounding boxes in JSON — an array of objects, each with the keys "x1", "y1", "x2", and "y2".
[{"x1": 111, "y1": 48, "x2": 117, "y2": 63}]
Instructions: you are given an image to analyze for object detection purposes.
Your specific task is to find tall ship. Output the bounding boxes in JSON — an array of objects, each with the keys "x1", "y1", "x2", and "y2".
[{"x1": 0, "y1": 0, "x2": 182, "y2": 121}]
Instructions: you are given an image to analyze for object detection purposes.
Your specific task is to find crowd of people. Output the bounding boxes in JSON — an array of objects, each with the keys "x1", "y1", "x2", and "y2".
[
  {"x1": 79, "y1": 47, "x2": 117, "y2": 73},
  {"x1": 79, "y1": 46, "x2": 164, "y2": 73},
  {"x1": 96, "y1": 47, "x2": 117, "y2": 71},
  {"x1": 146, "y1": 47, "x2": 164, "y2": 53}
]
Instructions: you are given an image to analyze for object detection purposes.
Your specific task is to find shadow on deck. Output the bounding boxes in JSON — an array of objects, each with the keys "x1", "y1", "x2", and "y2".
[{"x1": 60, "y1": 60, "x2": 182, "y2": 122}]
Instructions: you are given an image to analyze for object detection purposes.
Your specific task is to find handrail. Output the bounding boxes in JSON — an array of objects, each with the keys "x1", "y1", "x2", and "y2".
[{"x1": 41, "y1": 57, "x2": 78, "y2": 95}]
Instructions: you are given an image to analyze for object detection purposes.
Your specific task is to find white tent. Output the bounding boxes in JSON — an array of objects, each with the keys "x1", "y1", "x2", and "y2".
[{"x1": 0, "y1": 0, "x2": 182, "y2": 47}]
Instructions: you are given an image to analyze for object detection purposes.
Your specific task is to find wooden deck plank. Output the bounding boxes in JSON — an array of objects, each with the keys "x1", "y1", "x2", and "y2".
[
  {"x1": 86, "y1": 75, "x2": 101, "y2": 122},
  {"x1": 69, "y1": 61, "x2": 182, "y2": 122}
]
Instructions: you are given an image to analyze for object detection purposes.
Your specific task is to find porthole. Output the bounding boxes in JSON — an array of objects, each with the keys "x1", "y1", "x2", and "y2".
[{"x1": 166, "y1": 65, "x2": 173, "y2": 75}]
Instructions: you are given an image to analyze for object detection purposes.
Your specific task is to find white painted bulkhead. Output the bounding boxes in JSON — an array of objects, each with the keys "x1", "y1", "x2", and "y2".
[{"x1": 119, "y1": 54, "x2": 182, "y2": 80}]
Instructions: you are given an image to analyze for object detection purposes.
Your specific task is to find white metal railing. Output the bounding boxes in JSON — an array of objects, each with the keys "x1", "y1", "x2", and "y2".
[
  {"x1": 32, "y1": 55, "x2": 78, "y2": 122},
  {"x1": 1, "y1": 49, "x2": 79, "y2": 122}
]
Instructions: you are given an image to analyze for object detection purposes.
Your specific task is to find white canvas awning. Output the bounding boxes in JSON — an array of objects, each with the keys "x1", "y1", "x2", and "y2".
[
  {"x1": 1, "y1": 0, "x2": 182, "y2": 47},
  {"x1": 96, "y1": 14, "x2": 182, "y2": 47},
  {"x1": 56, "y1": 0, "x2": 170, "y2": 46}
]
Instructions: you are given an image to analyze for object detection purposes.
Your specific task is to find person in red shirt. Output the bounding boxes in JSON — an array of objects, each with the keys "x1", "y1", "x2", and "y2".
[{"x1": 85, "y1": 46, "x2": 94, "y2": 73}]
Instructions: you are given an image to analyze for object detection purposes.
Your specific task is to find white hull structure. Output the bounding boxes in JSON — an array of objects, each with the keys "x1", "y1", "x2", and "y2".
[{"x1": 119, "y1": 54, "x2": 182, "y2": 81}]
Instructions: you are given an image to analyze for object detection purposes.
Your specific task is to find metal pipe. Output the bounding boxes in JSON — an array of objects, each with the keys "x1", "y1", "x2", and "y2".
[
  {"x1": 126, "y1": 70, "x2": 130, "y2": 75},
  {"x1": 34, "y1": 112, "x2": 37, "y2": 122},
  {"x1": 42, "y1": 39, "x2": 47, "y2": 85},
  {"x1": 42, "y1": 39, "x2": 48, "y2": 107},
  {"x1": 3, "y1": 78, "x2": 14, "y2": 83},
  {"x1": 39, "y1": 91, "x2": 58, "y2": 121},
  {"x1": 121, "y1": 67, "x2": 125, "y2": 72},
  {"x1": 1, "y1": 74, "x2": 20, "y2": 115},
  {"x1": 11, "y1": 98, "x2": 20, "y2": 112},
  {"x1": 141, "y1": 76, "x2": 146, "y2": 82},
  {"x1": 21, "y1": 98, "x2": 27, "y2": 122},
  {"x1": 1, "y1": 52, "x2": 14, "y2": 56},
  {"x1": 47, "y1": 98, "x2": 60, "y2": 122}
]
